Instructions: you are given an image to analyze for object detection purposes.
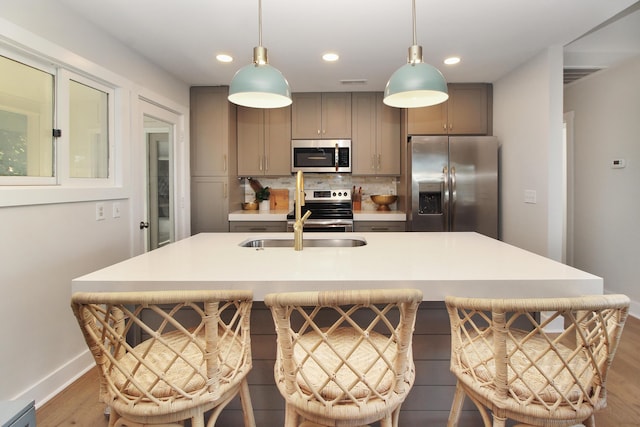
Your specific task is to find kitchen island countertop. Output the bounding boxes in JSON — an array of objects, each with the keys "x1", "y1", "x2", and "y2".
[{"x1": 72, "y1": 232, "x2": 602, "y2": 301}]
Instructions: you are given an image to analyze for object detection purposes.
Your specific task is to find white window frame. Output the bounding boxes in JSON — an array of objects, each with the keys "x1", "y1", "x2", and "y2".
[
  {"x1": 56, "y1": 69, "x2": 117, "y2": 188},
  {"x1": 0, "y1": 43, "x2": 126, "y2": 207},
  {"x1": 0, "y1": 47, "x2": 57, "y2": 186}
]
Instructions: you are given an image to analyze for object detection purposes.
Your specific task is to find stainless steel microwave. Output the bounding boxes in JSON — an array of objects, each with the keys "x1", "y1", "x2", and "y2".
[{"x1": 291, "y1": 139, "x2": 351, "y2": 173}]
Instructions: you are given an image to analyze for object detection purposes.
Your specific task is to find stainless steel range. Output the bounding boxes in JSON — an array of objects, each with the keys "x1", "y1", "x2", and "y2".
[{"x1": 286, "y1": 188, "x2": 353, "y2": 232}]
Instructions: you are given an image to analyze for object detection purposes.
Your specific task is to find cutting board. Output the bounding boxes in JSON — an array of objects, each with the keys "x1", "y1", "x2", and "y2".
[{"x1": 269, "y1": 188, "x2": 289, "y2": 211}]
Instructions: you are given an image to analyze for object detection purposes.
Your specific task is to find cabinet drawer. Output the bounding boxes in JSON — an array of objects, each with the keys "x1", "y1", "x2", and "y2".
[
  {"x1": 229, "y1": 221, "x2": 287, "y2": 233},
  {"x1": 354, "y1": 221, "x2": 406, "y2": 232}
]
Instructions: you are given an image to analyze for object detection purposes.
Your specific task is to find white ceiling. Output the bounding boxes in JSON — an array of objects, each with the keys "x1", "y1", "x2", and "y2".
[{"x1": 55, "y1": 0, "x2": 640, "y2": 91}]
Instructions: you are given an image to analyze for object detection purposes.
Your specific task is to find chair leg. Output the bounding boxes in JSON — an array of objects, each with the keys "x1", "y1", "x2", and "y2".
[
  {"x1": 239, "y1": 379, "x2": 257, "y2": 427},
  {"x1": 491, "y1": 415, "x2": 506, "y2": 427},
  {"x1": 390, "y1": 406, "x2": 401, "y2": 427},
  {"x1": 379, "y1": 413, "x2": 393, "y2": 427},
  {"x1": 191, "y1": 410, "x2": 205, "y2": 427},
  {"x1": 465, "y1": 391, "x2": 492, "y2": 427},
  {"x1": 447, "y1": 381, "x2": 466, "y2": 427},
  {"x1": 284, "y1": 404, "x2": 299, "y2": 427}
]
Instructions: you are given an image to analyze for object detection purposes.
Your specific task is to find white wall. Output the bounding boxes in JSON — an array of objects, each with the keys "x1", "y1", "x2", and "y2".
[
  {"x1": 564, "y1": 56, "x2": 640, "y2": 310},
  {"x1": 0, "y1": 0, "x2": 189, "y2": 106},
  {"x1": 492, "y1": 47, "x2": 565, "y2": 259},
  {"x1": 0, "y1": 201, "x2": 130, "y2": 399},
  {"x1": 0, "y1": 0, "x2": 190, "y2": 405}
]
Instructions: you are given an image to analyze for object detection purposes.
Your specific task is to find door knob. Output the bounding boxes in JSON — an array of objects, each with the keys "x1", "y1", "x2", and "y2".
[{"x1": 139, "y1": 221, "x2": 149, "y2": 229}]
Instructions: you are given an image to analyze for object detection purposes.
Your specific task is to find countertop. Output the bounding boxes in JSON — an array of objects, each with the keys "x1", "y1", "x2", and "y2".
[
  {"x1": 72, "y1": 232, "x2": 602, "y2": 301},
  {"x1": 228, "y1": 210, "x2": 406, "y2": 221}
]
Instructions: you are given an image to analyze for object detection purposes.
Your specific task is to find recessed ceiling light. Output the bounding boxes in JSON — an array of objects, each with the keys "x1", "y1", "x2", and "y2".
[
  {"x1": 444, "y1": 57, "x2": 461, "y2": 65},
  {"x1": 216, "y1": 54, "x2": 233, "y2": 63},
  {"x1": 322, "y1": 52, "x2": 339, "y2": 62}
]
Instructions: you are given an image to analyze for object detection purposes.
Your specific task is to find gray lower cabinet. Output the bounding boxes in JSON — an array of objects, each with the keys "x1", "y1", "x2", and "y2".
[
  {"x1": 0, "y1": 400, "x2": 35, "y2": 427},
  {"x1": 229, "y1": 221, "x2": 287, "y2": 233},
  {"x1": 214, "y1": 302, "x2": 483, "y2": 426},
  {"x1": 354, "y1": 221, "x2": 406, "y2": 232}
]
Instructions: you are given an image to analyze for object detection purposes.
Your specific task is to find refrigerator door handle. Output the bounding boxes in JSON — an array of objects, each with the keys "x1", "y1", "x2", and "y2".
[
  {"x1": 443, "y1": 166, "x2": 449, "y2": 231},
  {"x1": 450, "y1": 166, "x2": 457, "y2": 231}
]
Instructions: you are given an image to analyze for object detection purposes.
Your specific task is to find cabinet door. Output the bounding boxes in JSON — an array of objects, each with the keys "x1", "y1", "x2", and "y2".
[
  {"x1": 237, "y1": 106, "x2": 264, "y2": 176},
  {"x1": 321, "y1": 92, "x2": 352, "y2": 138},
  {"x1": 191, "y1": 177, "x2": 228, "y2": 233},
  {"x1": 190, "y1": 87, "x2": 230, "y2": 176},
  {"x1": 264, "y1": 106, "x2": 291, "y2": 175},
  {"x1": 291, "y1": 93, "x2": 322, "y2": 138},
  {"x1": 407, "y1": 102, "x2": 448, "y2": 135},
  {"x1": 406, "y1": 83, "x2": 490, "y2": 135},
  {"x1": 447, "y1": 84, "x2": 488, "y2": 135},
  {"x1": 376, "y1": 93, "x2": 401, "y2": 175},
  {"x1": 351, "y1": 92, "x2": 377, "y2": 174}
]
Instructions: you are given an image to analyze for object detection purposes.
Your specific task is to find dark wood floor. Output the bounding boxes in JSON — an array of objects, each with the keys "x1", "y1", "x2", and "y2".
[{"x1": 36, "y1": 315, "x2": 640, "y2": 427}]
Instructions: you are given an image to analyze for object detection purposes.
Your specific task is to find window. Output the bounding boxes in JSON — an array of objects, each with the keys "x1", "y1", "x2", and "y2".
[
  {"x1": 0, "y1": 54, "x2": 54, "y2": 183},
  {"x1": 69, "y1": 79, "x2": 110, "y2": 179},
  {"x1": 0, "y1": 52, "x2": 116, "y2": 188}
]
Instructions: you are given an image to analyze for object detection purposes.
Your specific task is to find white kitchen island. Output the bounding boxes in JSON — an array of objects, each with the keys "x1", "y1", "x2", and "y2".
[
  {"x1": 71, "y1": 232, "x2": 602, "y2": 427},
  {"x1": 72, "y1": 231, "x2": 602, "y2": 299}
]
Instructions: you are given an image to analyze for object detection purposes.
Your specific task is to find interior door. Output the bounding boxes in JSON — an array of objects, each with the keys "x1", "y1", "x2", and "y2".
[{"x1": 144, "y1": 116, "x2": 173, "y2": 250}]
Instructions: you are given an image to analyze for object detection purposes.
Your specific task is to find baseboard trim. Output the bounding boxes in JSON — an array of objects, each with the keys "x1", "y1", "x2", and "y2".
[{"x1": 13, "y1": 350, "x2": 94, "y2": 409}]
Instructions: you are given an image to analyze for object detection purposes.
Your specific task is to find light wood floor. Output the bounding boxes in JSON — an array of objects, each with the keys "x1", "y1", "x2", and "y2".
[{"x1": 36, "y1": 316, "x2": 640, "y2": 427}]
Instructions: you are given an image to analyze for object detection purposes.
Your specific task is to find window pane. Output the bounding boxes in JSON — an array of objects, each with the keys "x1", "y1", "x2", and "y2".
[
  {"x1": 0, "y1": 55, "x2": 54, "y2": 177},
  {"x1": 69, "y1": 80, "x2": 109, "y2": 178}
]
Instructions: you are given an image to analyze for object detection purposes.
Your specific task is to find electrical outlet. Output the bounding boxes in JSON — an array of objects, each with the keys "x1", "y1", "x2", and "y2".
[
  {"x1": 95, "y1": 202, "x2": 105, "y2": 221},
  {"x1": 112, "y1": 202, "x2": 121, "y2": 218}
]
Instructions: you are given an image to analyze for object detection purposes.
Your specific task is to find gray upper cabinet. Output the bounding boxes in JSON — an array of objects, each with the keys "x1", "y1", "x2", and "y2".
[
  {"x1": 190, "y1": 86, "x2": 234, "y2": 176},
  {"x1": 407, "y1": 83, "x2": 492, "y2": 135},
  {"x1": 291, "y1": 92, "x2": 352, "y2": 139},
  {"x1": 352, "y1": 92, "x2": 400, "y2": 175},
  {"x1": 190, "y1": 86, "x2": 239, "y2": 233},
  {"x1": 237, "y1": 105, "x2": 291, "y2": 176}
]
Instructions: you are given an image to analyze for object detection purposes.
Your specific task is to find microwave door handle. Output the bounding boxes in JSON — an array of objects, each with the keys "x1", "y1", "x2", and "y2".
[{"x1": 335, "y1": 143, "x2": 339, "y2": 171}]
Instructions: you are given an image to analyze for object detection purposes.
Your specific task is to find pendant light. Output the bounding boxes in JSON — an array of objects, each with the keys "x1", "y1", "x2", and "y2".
[
  {"x1": 383, "y1": 0, "x2": 448, "y2": 108},
  {"x1": 228, "y1": 0, "x2": 292, "y2": 109}
]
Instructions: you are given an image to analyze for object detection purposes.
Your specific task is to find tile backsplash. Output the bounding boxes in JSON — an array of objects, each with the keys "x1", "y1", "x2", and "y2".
[{"x1": 241, "y1": 174, "x2": 399, "y2": 211}]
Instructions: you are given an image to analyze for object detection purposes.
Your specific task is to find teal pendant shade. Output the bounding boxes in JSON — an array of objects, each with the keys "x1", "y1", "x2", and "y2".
[
  {"x1": 383, "y1": 62, "x2": 449, "y2": 108},
  {"x1": 228, "y1": 63, "x2": 292, "y2": 109},
  {"x1": 383, "y1": 0, "x2": 448, "y2": 108}
]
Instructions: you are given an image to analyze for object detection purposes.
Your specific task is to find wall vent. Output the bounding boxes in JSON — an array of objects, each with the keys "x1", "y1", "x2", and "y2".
[
  {"x1": 563, "y1": 67, "x2": 603, "y2": 84},
  {"x1": 340, "y1": 79, "x2": 368, "y2": 85}
]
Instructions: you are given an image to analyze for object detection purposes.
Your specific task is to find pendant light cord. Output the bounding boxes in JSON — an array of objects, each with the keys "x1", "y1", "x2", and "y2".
[
  {"x1": 412, "y1": 0, "x2": 417, "y2": 46},
  {"x1": 258, "y1": 0, "x2": 263, "y2": 47}
]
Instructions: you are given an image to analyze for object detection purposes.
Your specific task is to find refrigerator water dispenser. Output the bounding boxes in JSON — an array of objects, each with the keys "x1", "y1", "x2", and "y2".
[{"x1": 418, "y1": 182, "x2": 442, "y2": 215}]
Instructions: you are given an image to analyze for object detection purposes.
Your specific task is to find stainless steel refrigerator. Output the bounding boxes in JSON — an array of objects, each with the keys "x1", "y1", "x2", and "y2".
[{"x1": 407, "y1": 135, "x2": 498, "y2": 238}]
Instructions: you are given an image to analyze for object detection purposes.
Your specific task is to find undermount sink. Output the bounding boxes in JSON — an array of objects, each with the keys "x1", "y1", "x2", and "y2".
[{"x1": 239, "y1": 236, "x2": 367, "y2": 248}]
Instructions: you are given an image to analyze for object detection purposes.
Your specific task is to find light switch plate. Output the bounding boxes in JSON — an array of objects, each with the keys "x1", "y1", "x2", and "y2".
[
  {"x1": 524, "y1": 189, "x2": 537, "y2": 204},
  {"x1": 112, "y1": 202, "x2": 121, "y2": 218}
]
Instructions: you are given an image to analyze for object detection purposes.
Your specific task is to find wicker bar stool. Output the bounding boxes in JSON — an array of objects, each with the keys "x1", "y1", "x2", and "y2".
[
  {"x1": 445, "y1": 294, "x2": 630, "y2": 427},
  {"x1": 71, "y1": 290, "x2": 256, "y2": 427},
  {"x1": 265, "y1": 288, "x2": 422, "y2": 427}
]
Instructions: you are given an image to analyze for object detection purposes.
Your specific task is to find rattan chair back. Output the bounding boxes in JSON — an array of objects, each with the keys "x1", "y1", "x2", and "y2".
[
  {"x1": 71, "y1": 290, "x2": 256, "y2": 427},
  {"x1": 265, "y1": 288, "x2": 422, "y2": 427},
  {"x1": 445, "y1": 294, "x2": 630, "y2": 427}
]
